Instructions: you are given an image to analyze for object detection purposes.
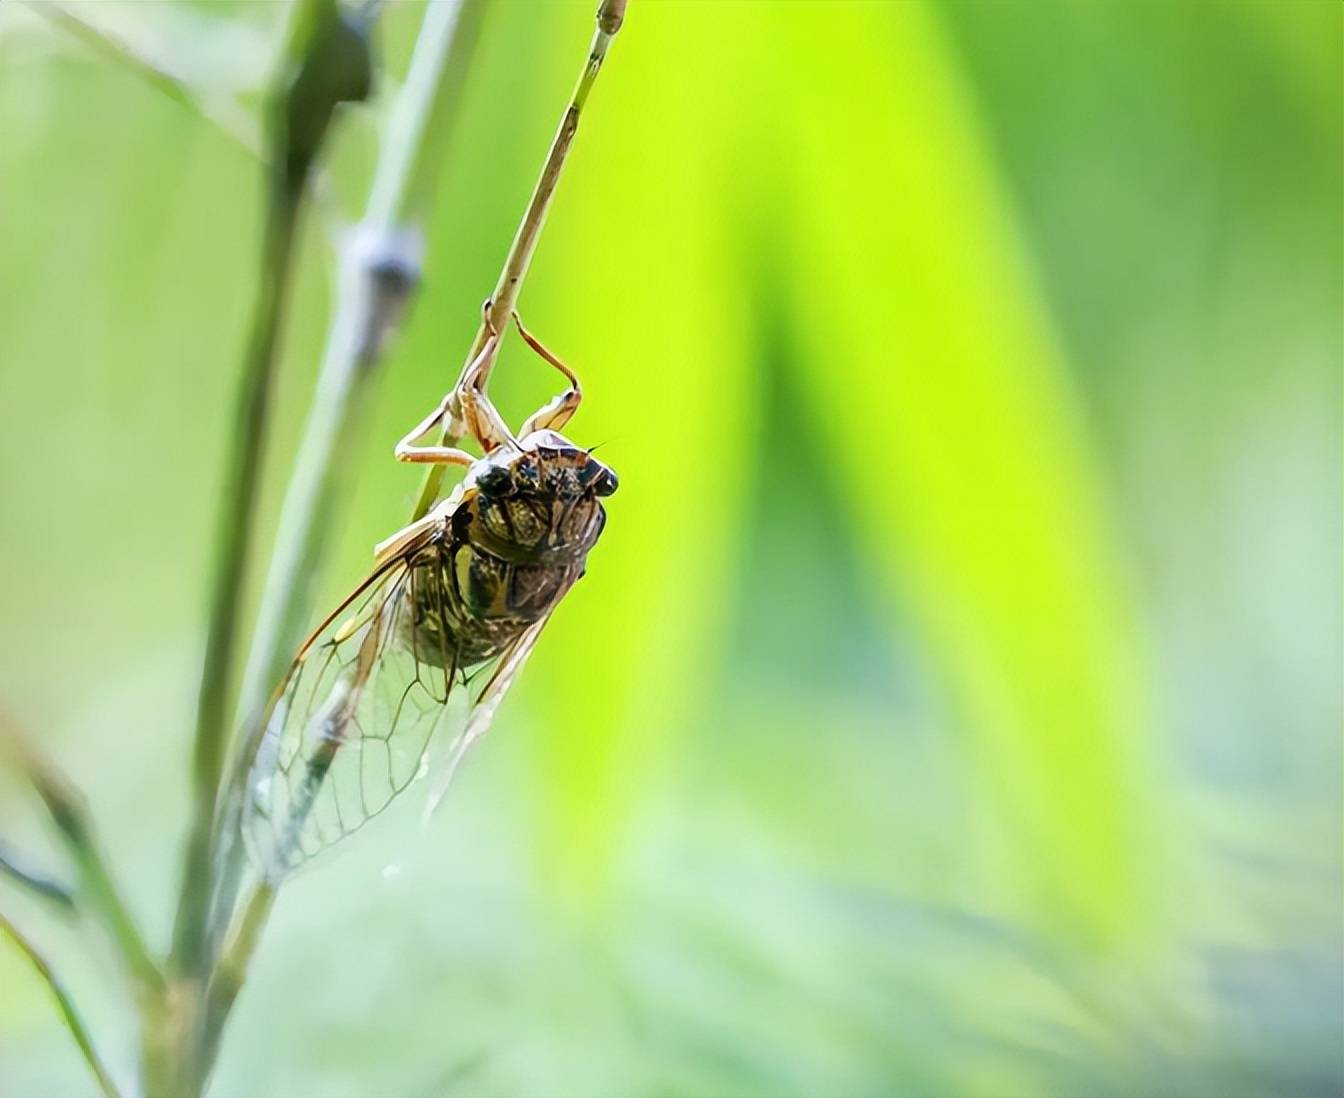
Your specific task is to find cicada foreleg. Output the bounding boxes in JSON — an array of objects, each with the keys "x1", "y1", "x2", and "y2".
[
  {"x1": 393, "y1": 391, "x2": 477, "y2": 467},
  {"x1": 511, "y1": 310, "x2": 583, "y2": 435}
]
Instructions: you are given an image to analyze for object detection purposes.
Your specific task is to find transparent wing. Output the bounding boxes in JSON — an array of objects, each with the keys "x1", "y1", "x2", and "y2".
[
  {"x1": 243, "y1": 537, "x2": 501, "y2": 879},
  {"x1": 424, "y1": 612, "x2": 553, "y2": 819}
]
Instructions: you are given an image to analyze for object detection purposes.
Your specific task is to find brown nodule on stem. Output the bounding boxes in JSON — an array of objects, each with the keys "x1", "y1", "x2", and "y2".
[{"x1": 598, "y1": 0, "x2": 627, "y2": 35}]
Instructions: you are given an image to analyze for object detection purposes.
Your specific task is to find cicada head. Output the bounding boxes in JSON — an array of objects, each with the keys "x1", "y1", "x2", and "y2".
[{"x1": 469, "y1": 429, "x2": 618, "y2": 501}]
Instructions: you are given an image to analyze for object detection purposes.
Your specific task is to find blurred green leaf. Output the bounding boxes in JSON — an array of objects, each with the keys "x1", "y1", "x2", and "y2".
[{"x1": 769, "y1": 3, "x2": 1157, "y2": 944}]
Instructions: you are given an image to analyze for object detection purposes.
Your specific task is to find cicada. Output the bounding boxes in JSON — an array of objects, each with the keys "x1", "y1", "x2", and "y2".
[{"x1": 244, "y1": 312, "x2": 616, "y2": 879}]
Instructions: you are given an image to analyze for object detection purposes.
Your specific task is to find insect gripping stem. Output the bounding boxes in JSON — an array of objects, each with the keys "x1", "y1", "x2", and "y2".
[
  {"x1": 199, "y1": 1, "x2": 629, "y2": 1089},
  {"x1": 410, "y1": 0, "x2": 628, "y2": 521}
]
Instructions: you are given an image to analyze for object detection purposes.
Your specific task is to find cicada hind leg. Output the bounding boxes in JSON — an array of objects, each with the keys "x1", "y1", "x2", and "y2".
[
  {"x1": 394, "y1": 300, "x2": 587, "y2": 473},
  {"x1": 510, "y1": 310, "x2": 583, "y2": 435}
]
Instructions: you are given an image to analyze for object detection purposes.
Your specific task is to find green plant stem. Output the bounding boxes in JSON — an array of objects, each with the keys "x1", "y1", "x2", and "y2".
[
  {"x1": 171, "y1": 170, "x2": 306, "y2": 982},
  {"x1": 0, "y1": 717, "x2": 161, "y2": 994},
  {"x1": 0, "y1": 912, "x2": 123, "y2": 1098},
  {"x1": 410, "y1": 0, "x2": 628, "y2": 521}
]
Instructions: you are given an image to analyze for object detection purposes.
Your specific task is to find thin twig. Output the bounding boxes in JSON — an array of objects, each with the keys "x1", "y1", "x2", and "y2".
[
  {"x1": 0, "y1": 715, "x2": 161, "y2": 993},
  {"x1": 410, "y1": 0, "x2": 628, "y2": 522},
  {"x1": 213, "y1": 0, "x2": 487, "y2": 942},
  {"x1": 0, "y1": 911, "x2": 125, "y2": 1098},
  {"x1": 0, "y1": 840, "x2": 76, "y2": 912},
  {"x1": 22, "y1": 0, "x2": 263, "y2": 157}
]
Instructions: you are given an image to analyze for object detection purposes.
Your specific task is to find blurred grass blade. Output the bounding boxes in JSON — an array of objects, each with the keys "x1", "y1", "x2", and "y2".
[
  {"x1": 0, "y1": 713, "x2": 162, "y2": 991},
  {"x1": 0, "y1": 912, "x2": 123, "y2": 1098},
  {"x1": 772, "y1": 4, "x2": 1156, "y2": 944}
]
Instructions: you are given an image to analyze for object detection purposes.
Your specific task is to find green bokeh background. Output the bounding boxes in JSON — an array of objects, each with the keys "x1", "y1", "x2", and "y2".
[{"x1": 0, "y1": 1, "x2": 1339, "y2": 1095}]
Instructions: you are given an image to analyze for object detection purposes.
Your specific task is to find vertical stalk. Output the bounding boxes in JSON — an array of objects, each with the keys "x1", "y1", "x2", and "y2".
[
  {"x1": 172, "y1": 169, "x2": 304, "y2": 979},
  {"x1": 198, "y1": 883, "x2": 277, "y2": 1080},
  {"x1": 236, "y1": 0, "x2": 487, "y2": 789},
  {"x1": 154, "y1": 154, "x2": 308, "y2": 1098}
]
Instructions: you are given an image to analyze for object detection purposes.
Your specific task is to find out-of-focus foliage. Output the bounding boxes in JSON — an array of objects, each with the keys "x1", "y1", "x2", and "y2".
[{"x1": 0, "y1": 1, "x2": 1338, "y2": 1096}]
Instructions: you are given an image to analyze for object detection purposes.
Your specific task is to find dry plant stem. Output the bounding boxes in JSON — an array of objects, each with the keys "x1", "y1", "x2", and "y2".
[
  {"x1": 0, "y1": 912, "x2": 123, "y2": 1098},
  {"x1": 22, "y1": 0, "x2": 262, "y2": 156},
  {"x1": 410, "y1": 0, "x2": 628, "y2": 521}
]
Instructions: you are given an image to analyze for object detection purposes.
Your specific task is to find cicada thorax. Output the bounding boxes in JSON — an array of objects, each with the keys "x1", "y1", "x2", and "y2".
[{"x1": 401, "y1": 486, "x2": 607, "y2": 671}]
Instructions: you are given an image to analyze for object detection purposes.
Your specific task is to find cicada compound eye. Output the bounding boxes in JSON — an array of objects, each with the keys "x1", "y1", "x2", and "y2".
[
  {"x1": 475, "y1": 464, "x2": 512, "y2": 496},
  {"x1": 591, "y1": 467, "x2": 618, "y2": 497}
]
